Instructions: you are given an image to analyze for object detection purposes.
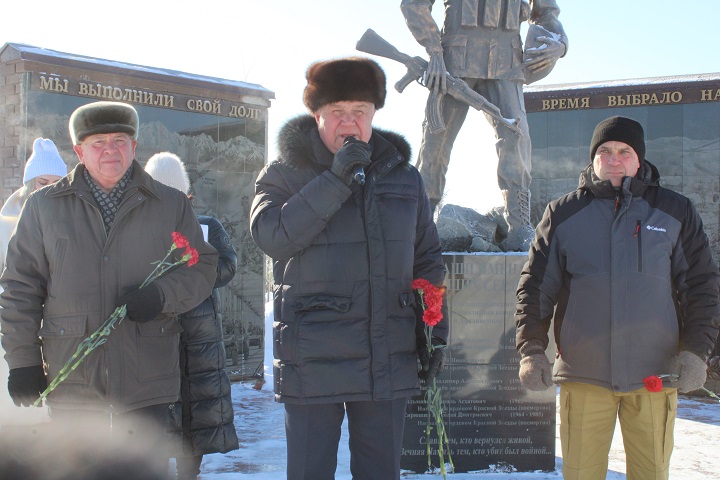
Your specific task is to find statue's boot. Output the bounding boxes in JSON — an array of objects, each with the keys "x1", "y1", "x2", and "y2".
[{"x1": 500, "y1": 189, "x2": 535, "y2": 252}]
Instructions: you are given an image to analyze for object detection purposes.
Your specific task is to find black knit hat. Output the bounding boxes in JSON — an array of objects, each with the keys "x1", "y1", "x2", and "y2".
[
  {"x1": 69, "y1": 101, "x2": 139, "y2": 145},
  {"x1": 590, "y1": 116, "x2": 645, "y2": 162},
  {"x1": 303, "y1": 57, "x2": 386, "y2": 112}
]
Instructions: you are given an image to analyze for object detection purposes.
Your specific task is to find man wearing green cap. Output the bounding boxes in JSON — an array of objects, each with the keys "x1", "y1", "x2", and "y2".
[
  {"x1": 0, "y1": 101, "x2": 218, "y2": 478},
  {"x1": 514, "y1": 116, "x2": 720, "y2": 480}
]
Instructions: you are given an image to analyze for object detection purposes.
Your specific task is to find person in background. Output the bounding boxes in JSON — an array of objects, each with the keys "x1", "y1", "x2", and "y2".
[
  {"x1": 515, "y1": 116, "x2": 720, "y2": 480},
  {"x1": 145, "y1": 151, "x2": 239, "y2": 480},
  {"x1": 0, "y1": 137, "x2": 67, "y2": 425},
  {"x1": 250, "y1": 57, "x2": 447, "y2": 480},
  {"x1": 0, "y1": 101, "x2": 217, "y2": 479},
  {"x1": 0, "y1": 137, "x2": 67, "y2": 276}
]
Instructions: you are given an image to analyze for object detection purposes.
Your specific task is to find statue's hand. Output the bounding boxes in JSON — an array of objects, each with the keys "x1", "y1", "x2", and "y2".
[
  {"x1": 424, "y1": 52, "x2": 447, "y2": 94},
  {"x1": 524, "y1": 35, "x2": 566, "y2": 72}
]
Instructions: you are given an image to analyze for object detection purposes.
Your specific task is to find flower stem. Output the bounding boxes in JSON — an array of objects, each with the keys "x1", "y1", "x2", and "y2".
[{"x1": 33, "y1": 305, "x2": 126, "y2": 406}]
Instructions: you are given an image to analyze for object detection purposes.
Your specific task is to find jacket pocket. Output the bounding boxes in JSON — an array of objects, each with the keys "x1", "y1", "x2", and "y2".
[
  {"x1": 39, "y1": 315, "x2": 88, "y2": 384},
  {"x1": 442, "y1": 35, "x2": 468, "y2": 71},
  {"x1": 293, "y1": 294, "x2": 351, "y2": 313},
  {"x1": 137, "y1": 316, "x2": 182, "y2": 382},
  {"x1": 399, "y1": 291, "x2": 416, "y2": 309}
]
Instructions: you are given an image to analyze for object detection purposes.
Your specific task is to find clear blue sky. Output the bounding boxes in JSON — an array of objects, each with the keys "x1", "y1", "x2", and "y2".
[{"x1": 4, "y1": 1, "x2": 718, "y2": 212}]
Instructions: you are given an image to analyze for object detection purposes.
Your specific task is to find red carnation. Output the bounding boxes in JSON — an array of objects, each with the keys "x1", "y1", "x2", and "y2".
[
  {"x1": 183, "y1": 247, "x2": 199, "y2": 267},
  {"x1": 412, "y1": 278, "x2": 445, "y2": 327},
  {"x1": 643, "y1": 375, "x2": 663, "y2": 392},
  {"x1": 172, "y1": 231, "x2": 190, "y2": 249}
]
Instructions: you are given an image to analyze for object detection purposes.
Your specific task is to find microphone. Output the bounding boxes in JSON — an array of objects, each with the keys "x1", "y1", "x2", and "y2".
[
  {"x1": 353, "y1": 167, "x2": 366, "y2": 186},
  {"x1": 344, "y1": 136, "x2": 366, "y2": 185}
]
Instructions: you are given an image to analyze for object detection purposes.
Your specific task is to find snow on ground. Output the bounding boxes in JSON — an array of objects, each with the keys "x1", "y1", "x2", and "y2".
[
  {"x1": 199, "y1": 381, "x2": 720, "y2": 479},
  {"x1": 1, "y1": 301, "x2": 717, "y2": 479},
  {"x1": 196, "y1": 300, "x2": 720, "y2": 478}
]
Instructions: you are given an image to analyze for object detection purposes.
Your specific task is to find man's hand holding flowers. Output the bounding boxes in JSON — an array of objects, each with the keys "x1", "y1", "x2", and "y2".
[
  {"x1": 7, "y1": 365, "x2": 47, "y2": 407},
  {"x1": 417, "y1": 334, "x2": 446, "y2": 382},
  {"x1": 119, "y1": 282, "x2": 165, "y2": 323}
]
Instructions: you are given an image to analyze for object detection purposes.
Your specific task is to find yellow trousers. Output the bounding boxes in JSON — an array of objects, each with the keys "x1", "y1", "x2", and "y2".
[{"x1": 559, "y1": 382, "x2": 677, "y2": 480}]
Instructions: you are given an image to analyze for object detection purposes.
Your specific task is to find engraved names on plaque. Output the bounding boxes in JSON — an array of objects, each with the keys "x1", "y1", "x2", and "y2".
[{"x1": 401, "y1": 254, "x2": 556, "y2": 473}]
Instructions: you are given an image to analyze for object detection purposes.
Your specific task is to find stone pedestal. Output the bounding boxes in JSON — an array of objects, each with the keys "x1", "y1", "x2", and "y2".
[{"x1": 401, "y1": 253, "x2": 556, "y2": 473}]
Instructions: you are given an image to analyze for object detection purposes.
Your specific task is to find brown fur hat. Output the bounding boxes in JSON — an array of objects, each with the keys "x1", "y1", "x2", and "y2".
[
  {"x1": 303, "y1": 57, "x2": 386, "y2": 112},
  {"x1": 69, "y1": 101, "x2": 139, "y2": 144}
]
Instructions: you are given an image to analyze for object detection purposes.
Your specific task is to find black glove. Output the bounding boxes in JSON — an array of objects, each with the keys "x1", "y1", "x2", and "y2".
[
  {"x1": 8, "y1": 365, "x2": 47, "y2": 407},
  {"x1": 417, "y1": 335, "x2": 446, "y2": 383},
  {"x1": 119, "y1": 283, "x2": 164, "y2": 323},
  {"x1": 330, "y1": 137, "x2": 372, "y2": 186},
  {"x1": 708, "y1": 356, "x2": 720, "y2": 380}
]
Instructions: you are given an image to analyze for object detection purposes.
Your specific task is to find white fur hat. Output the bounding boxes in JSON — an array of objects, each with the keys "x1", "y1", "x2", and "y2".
[
  {"x1": 23, "y1": 138, "x2": 68, "y2": 184},
  {"x1": 144, "y1": 152, "x2": 190, "y2": 194}
]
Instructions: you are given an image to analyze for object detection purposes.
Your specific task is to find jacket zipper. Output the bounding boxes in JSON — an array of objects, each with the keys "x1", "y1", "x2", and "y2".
[
  {"x1": 634, "y1": 220, "x2": 642, "y2": 272},
  {"x1": 614, "y1": 190, "x2": 621, "y2": 214}
]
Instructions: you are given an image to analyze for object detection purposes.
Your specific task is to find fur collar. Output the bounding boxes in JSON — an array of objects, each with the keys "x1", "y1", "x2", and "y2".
[{"x1": 276, "y1": 115, "x2": 411, "y2": 167}]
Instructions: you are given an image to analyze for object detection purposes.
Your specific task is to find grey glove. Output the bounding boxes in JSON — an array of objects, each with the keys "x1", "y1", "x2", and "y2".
[
  {"x1": 518, "y1": 340, "x2": 553, "y2": 391},
  {"x1": 330, "y1": 137, "x2": 372, "y2": 186},
  {"x1": 674, "y1": 350, "x2": 708, "y2": 393}
]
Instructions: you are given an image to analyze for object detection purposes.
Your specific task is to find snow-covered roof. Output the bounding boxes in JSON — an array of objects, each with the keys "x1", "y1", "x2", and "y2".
[
  {"x1": 525, "y1": 72, "x2": 720, "y2": 94},
  {"x1": 0, "y1": 42, "x2": 275, "y2": 100}
]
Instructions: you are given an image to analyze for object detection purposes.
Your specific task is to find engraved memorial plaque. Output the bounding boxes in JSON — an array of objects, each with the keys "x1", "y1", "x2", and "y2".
[{"x1": 402, "y1": 254, "x2": 556, "y2": 473}]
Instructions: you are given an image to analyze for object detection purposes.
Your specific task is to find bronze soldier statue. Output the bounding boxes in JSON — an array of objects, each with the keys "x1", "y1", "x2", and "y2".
[{"x1": 401, "y1": 0, "x2": 568, "y2": 251}]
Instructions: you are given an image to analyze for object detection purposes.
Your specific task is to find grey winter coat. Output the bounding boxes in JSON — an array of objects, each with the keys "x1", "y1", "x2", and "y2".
[
  {"x1": 177, "y1": 215, "x2": 239, "y2": 455},
  {"x1": 250, "y1": 115, "x2": 447, "y2": 404},
  {"x1": 0, "y1": 161, "x2": 218, "y2": 413},
  {"x1": 516, "y1": 161, "x2": 720, "y2": 392}
]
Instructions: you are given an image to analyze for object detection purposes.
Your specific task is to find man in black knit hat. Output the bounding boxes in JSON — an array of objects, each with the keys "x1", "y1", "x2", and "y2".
[
  {"x1": 250, "y1": 57, "x2": 447, "y2": 480},
  {"x1": 514, "y1": 116, "x2": 720, "y2": 480}
]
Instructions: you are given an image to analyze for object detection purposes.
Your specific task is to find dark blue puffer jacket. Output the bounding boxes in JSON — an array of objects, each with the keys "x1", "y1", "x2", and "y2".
[
  {"x1": 251, "y1": 115, "x2": 447, "y2": 405},
  {"x1": 177, "y1": 215, "x2": 239, "y2": 455}
]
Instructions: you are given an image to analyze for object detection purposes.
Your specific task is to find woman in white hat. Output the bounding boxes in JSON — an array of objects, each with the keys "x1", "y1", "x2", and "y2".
[
  {"x1": 0, "y1": 137, "x2": 66, "y2": 424},
  {"x1": 0, "y1": 137, "x2": 67, "y2": 274}
]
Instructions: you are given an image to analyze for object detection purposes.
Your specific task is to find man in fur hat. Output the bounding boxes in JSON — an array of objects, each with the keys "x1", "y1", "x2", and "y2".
[
  {"x1": 515, "y1": 116, "x2": 720, "y2": 479},
  {"x1": 250, "y1": 57, "x2": 448, "y2": 480},
  {"x1": 0, "y1": 101, "x2": 217, "y2": 479}
]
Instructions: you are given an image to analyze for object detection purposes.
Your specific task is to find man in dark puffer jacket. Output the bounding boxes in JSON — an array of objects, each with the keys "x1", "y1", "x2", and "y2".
[{"x1": 250, "y1": 57, "x2": 447, "y2": 480}]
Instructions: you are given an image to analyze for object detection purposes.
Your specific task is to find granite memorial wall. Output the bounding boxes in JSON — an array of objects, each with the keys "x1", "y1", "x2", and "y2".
[
  {"x1": 524, "y1": 74, "x2": 720, "y2": 263},
  {"x1": 0, "y1": 43, "x2": 274, "y2": 378},
  {"x1": 401, "y1": 253, "x2": 556, "y2": 473}
]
